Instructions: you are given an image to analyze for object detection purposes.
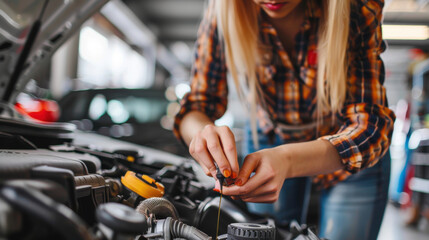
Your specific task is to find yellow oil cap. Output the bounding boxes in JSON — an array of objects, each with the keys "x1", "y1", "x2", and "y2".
[{"x1": 121, "y1": 171, "x2": 165, "y2": 198}]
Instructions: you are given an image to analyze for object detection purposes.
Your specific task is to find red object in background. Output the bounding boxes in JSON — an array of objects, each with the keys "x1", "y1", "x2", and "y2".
[
  {"x1": 15, "y1": 98, "x2": 60, "y2": 123},
  {"x1": 307, "y1": 49, "x2": 317, "y2": 66},
  {"x1": 401, "y1": 164, "x2": 415, "y2": 208},
  {"x1": 409, "y1": 48, "x2": 424, "y2": 60}
]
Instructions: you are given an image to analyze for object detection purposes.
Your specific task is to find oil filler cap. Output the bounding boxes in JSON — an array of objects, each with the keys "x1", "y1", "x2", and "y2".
[
  {"x1": 227, "y1": 223, "x2": 275, "y2": 240},
  {"x1": 121, "y1": 171, "x2": 164, "y2": 198}
]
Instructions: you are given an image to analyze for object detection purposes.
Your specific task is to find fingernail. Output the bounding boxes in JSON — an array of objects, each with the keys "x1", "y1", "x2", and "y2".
[
  {"x1": 235, "y1": 179, "x2": 242, "y2": 186},
  {"x1": 232, "y1": 172, "x2": 237, "y2": 179},
  {"x1": 213, "y1": 188, "x2": 220, "y2": 193},
  {"x1": 223, "y1": 169, "x2": 231, "y2": 178}
]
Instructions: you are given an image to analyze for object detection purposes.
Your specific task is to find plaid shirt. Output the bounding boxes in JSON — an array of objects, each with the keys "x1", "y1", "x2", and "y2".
[{"x1": 174, "y1": 0, "x2": 395, "y2": 188}]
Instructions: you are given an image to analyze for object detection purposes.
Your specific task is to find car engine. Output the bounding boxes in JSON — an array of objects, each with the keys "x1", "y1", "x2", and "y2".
[{"x1": 0, "y1": 118, "x2": 321, "y2": 240}]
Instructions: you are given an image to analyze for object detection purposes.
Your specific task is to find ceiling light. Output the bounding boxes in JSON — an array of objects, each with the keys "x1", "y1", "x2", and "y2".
[{"x1": 382, "y1": 24, "x2": 429, "y2": 40}]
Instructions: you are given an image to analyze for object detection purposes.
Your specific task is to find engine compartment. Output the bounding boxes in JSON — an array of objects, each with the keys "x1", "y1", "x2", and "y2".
[{"x1": 0, "y1": 117, "x2": 320, "y2": 240}]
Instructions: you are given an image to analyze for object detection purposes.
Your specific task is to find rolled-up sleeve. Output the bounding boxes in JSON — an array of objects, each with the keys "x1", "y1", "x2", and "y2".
[
  {"x1": 320, "y1": 0, "x2": 395, "y2": 173},
  {"x1": 173, "y1": 6, "x2": 228, "y2": 142}
]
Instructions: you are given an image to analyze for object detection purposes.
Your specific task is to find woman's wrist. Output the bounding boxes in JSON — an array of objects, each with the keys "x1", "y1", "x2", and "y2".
[
  {"x1": 180, "y1": 111, "x2": 214, "y2": 146},
  {"x1": 267, "y1": 144, "x2": 292, "y2": 180},
  {"x1": 274, "y1": 140, "x2": 343, "y2": 179}
]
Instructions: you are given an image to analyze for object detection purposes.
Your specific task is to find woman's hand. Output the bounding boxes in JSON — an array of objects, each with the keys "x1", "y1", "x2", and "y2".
[
  {"x1": 188, "y1": 124, "x2": 239, "y2": 180},
  {"x1": 222, "y1": 146, "x2": 290, "y2": 203}
]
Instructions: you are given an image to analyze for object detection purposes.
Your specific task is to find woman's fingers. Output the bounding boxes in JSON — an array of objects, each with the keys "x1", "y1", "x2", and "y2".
[
  {"x1": 203, "y1": 125, "x2": 231, "y2": 177},
  {"x1": 222, "y1": 149, "x2": 284, "y2": 203},
  {"x1": 199, "y1": 163, "x2": 213, "y2": 177},
  {"x1": 222, "y1": 156, "x2": 265, "y2": 196},
  {"x1": 189, "y1": 125, "x2": 240, "y2": 179},
  {"x1": 223, "y1": 170, "x2": 271, "y2": 197},
  {"x1": 217, "y1": 126, "x2": 239, "y2": 178},
  {"x1": 237, "y1": 179, "x2": 279, "y2": 202},
  {"x1": 214, "y1": 180, "x2": 221, "y2": 191},
  {"x1": 223, "y1": 173, "x2": 279, "y2": 203},
  {"x1": 221, "y1": 154, "x2": 261, "y2": 196},
  {"x1": 233, "y1": 152, "x2": 262, "y2": 186},
  {"x1": 189, "y1": 134, "x2": 217, "y2": 178}
]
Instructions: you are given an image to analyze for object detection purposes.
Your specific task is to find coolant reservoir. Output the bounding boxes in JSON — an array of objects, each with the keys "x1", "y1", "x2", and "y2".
[{"x1": 121, "y1": 171, "x2": 164, "y2": 198}]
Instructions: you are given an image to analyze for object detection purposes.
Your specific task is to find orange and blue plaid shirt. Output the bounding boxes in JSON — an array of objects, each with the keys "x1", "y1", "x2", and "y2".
[{"x1": 174, "y1": 0, "x2": 395, "y2": 188}]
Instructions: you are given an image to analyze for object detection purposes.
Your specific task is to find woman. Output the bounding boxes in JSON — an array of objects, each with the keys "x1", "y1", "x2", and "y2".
[{"x1": 174, "y1": 0, "x2": 395, "y2": 239}]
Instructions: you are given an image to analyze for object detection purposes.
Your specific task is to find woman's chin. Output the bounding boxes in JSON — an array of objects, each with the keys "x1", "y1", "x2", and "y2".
[{"x1": 264, "y1": 11, "x2": 290, "y2": 19}]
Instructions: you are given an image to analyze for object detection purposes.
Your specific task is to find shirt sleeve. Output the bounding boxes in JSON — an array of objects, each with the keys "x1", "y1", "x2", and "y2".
[
  {"x1": 172, "y1": 5, "x2": 228, "y2": 142},
  {"x1": 320, "y1": 0, "x2": 396, "y2": 173}
]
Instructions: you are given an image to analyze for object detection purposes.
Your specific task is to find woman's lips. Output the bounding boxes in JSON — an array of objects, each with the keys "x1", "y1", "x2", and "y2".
[{"x1": 263, "y1": 2, "x2": 286, "y2": 11}]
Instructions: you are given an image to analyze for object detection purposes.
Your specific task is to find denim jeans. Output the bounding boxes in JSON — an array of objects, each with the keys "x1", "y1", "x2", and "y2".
[{"x1": 242, "y1": 125, "x2": 390, "y2": 240}]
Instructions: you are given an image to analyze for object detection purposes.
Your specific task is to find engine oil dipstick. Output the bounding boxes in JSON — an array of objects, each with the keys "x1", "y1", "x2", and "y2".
[
  {"x1": 215, "y1": 164, "x2": 225, "y2": 240},
  {"x1": 216, "y1": 193, "x2": 223, "y2": 240}
]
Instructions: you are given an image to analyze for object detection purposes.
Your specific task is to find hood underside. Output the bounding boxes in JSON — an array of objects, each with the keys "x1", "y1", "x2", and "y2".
[{"x1": 0, "y1": 0, "x2": 109, "y2": 103}]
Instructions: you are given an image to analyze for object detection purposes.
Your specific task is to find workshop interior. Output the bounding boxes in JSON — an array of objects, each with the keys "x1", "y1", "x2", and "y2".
[{"x1": 0, "y1": 0, "x2": 429, "y2": 239}]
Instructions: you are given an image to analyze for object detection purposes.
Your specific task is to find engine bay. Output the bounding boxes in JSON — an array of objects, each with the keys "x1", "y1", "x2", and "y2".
[{"x1": 0, "y1": 118, "x2": 320, "y2": 240}]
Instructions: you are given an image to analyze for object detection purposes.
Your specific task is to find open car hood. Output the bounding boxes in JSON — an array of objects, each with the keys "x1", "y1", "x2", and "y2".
[{"x1": 0, "y1": 0, "x2": 108, "y2": 103}]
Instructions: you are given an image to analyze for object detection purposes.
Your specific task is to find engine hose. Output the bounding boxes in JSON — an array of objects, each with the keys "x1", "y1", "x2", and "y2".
[
  {"x1": 136, "y1": 197, "x2": 179, "y2": 220},
  {"x1": 161, "y1": 217, "x2": 211, "y2": 240},
  {"x1": 0, "y1": 184, "x2": 92, "y2": 240}
]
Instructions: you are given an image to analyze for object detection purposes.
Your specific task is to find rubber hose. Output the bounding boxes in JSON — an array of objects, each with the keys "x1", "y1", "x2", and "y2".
[
  {"x1": 166, "y1": 217, "x2": 211, "y2": 240},
  {"x1": 136, "y1": 197, "x2": 179, "y2": 220}
]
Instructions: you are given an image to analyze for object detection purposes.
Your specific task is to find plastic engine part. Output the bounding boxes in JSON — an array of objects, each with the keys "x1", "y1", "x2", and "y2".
[{"x1": 227, "y1": 223, "x2": 275, "y2": 240}]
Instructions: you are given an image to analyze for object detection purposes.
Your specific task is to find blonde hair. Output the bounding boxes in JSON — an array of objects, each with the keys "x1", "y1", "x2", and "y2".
[{"x1": 213, "y1": 0, "x2": 350, "y2": 148}]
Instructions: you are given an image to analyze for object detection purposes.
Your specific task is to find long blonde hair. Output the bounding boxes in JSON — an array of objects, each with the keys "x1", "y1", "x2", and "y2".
[{"x1": 214, "y1": 0, "x2": 350, "y2": 148}]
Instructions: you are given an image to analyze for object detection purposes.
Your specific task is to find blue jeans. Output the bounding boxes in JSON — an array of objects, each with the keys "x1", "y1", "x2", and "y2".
[{"x1": 243, "y1": 126, "x2": 390, "y2": 240}]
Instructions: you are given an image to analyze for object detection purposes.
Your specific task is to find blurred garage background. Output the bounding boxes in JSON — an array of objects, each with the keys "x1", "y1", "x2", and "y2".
[{"x1": 14, "y1": 0, "x2": 429, "y2": 239}]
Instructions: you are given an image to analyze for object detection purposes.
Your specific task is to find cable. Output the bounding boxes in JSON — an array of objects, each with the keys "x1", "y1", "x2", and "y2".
[{"x1": 0, "y1": 183, "x2": 92, "y2": 240}]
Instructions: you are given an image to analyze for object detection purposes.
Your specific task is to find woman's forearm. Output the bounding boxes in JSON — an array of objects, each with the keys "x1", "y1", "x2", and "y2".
[
  {"x1": 278, "y1": 139, "x2": 343, "y2": 178},
  {"x1": 179, "y1": 111, "x2": 214, "y2": 146}
]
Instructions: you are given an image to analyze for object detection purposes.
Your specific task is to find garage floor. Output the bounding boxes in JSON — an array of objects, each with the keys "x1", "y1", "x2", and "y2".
[{"x1": 378, "y1": 204, "x2": 429, "y2": 239}]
